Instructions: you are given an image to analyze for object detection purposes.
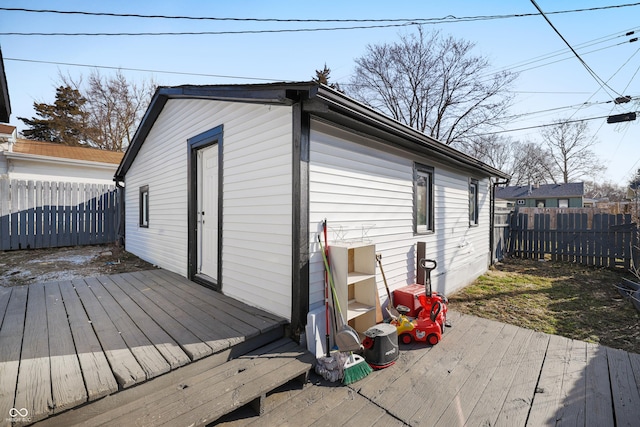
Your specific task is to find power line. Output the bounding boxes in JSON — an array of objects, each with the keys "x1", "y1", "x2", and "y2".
[
  {"x1": 529, "y1": 0, "x2": 623, "y2": 98},
  {"x1": 2, "y1": 3, "x2": 640, "y2": 22},
  {"x1": 471, "y1": 114, "x2": 631, "y2": 137},
  {"x1": 4, "y1": 57, "x2": 286, "y2": 82},
  {"x1": 2, "y1": 3, "x2": 640, "y2": 36},
  {"x1": 0, "y1": 22, "x2": 419, "y2": 37}
]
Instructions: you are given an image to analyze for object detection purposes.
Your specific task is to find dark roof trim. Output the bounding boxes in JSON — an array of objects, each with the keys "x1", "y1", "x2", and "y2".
[
  {"x1": 308, "y1": 85, "x2": 510, "y2": 179},
  {"x1": 0, "y1": 48, "x2": 11, "y2": 123},
  {"x1": 116, "y1": 82, "x2": 510, "y2": 180},
  {"x1": 115, "y1": 82, "x2": 314, "y2": 179}
]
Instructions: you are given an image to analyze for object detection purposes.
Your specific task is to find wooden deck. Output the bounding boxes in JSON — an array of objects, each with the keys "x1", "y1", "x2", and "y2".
[
  {"x1": 217, "y1": 310, "x2": 640, "y2": 427},
  {"x1": 0, "y1": 269, "x2": 288, "y2": 426}
]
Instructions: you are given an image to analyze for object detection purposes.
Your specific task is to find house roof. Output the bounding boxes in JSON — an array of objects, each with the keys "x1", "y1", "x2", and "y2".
[
  {"x1": 11, "y1": 139, "x2": 124, "y2": 165},
  {"x1": 0, "y1": 48, "x2": 10, "y2": 123},
  {"x1": 0, "y1": 123, "x2": 15, "y2": 135},
  {"x1": 496, "y1": 182, "x2": 584, "y2": 200},
  {"x1": 116, "y1": 82, "x2": 511, "y2": 180}
]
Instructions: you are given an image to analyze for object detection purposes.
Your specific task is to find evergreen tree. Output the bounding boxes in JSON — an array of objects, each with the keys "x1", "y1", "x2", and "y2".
[
  {"x1": 313, "y1": 64, "x2": 342, "y2": 91},
  {"x1": 18, "y1": 86, "x2": 92, "y2": 146}
]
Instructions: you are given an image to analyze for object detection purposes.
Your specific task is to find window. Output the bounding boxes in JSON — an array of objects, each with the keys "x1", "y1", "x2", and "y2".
[
  {"x1": 139, "y1": 185, "x2": 149, "y2": 228},
  {"x1": 469, "y1": 179, "x2": 479, "y2": 226},
  {"x1": 558, "y1": 199, "x2": 569, "y2": 208},
  {"x1": 414, "y1": 164, "x2": 434, "y2": 233},
  {"x1": 536, "y1": 200, "x2": 545, "y2": 208}
]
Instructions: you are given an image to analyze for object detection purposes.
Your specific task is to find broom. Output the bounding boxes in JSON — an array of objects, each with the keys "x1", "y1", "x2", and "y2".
[{"x1": 342, "y1": 353, "x2": 372, "y2": 385}]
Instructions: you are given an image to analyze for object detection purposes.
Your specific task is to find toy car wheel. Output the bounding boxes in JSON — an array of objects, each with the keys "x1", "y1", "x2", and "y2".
[
  {"x1": 399, "y1": 333, "x2": 413, "y2": 344},
  {"x1": 427, "y1": 333, "x2": 439, "y2": 345}
]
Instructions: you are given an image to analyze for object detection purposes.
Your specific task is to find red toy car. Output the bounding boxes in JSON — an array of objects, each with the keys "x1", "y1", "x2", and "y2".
[{"x1": 394, "y1": 300, "x2": 443, "y2": 345}]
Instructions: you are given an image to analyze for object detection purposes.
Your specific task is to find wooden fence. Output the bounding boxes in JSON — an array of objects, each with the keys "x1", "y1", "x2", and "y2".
[
  {"x1": 0, "y1": 177, "x2": 119, "y2": 251},
  {"x1": 507, "y1": 208, "x2": 638, "y2": 270}
]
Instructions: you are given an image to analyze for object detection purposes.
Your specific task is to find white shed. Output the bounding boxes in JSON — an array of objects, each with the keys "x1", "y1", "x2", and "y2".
[{"x1": 115, "y1": 82, "x2": 510, "y2": 335}]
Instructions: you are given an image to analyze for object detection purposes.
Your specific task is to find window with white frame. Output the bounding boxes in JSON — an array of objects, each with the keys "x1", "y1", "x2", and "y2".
[
  {"x1": 469, "y1": 179, "x2": 479, "y2": 226},
  {"x1": 139, "y1": 185, "x2": 149, "y2": 228},
  {"x1": 414, "y1": 164, "x2": 434, "y2": 233}
]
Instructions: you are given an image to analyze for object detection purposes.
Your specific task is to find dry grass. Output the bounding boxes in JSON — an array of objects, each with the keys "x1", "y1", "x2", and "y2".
[{"x1": 448, "y1": 257, "x2": 640, "y2": 354}]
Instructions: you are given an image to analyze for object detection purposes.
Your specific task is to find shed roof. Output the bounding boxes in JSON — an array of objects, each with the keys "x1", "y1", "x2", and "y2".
[
  {"x1": 496, "y1": 182, "x2": 584, "y2": 199},
  {"x1": 11, "y1": 139, "x2": 124, "y2": 165},
  {"x1": 0, "y1": 123, "x2": 15, "y2": 135},
  {"x1": 116, "y1": 82, "x2": 510, "y2": 180}
]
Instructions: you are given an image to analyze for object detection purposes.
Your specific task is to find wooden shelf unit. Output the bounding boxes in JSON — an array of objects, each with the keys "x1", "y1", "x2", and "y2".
[{"x1": 329, "y1": 243, "x2": 378, "y2": 334}]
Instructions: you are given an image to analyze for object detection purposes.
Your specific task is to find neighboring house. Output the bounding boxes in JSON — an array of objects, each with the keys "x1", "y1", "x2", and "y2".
[
  {"x1": 115, "y1": 82, "x2": 510, "y2": 334},
  {"x1": 0, "y1": 126, "x2": 123, "y2": 184},
  {"x1": 496, "y1": 182, "x2": 584, "y2": 208}
]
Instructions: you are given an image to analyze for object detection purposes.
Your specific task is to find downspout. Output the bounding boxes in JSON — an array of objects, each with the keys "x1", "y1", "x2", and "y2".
[
  {"x1": 114, "y1": 177, "x2": 125, "y2": 248},
  {"x1": 490, "y1": 177, "x2": 510, "y2": 265}
]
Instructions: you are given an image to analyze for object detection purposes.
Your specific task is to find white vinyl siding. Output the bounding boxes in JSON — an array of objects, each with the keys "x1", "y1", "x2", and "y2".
[
  {"x1": 308, "y1": 120, "x2": 491, "y2": 312},
  {"x1": 124, "y1": 99, "x2": 293, "y2": 319}
]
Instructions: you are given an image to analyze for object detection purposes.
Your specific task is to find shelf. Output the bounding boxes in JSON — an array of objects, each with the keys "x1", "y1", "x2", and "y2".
[
  {"x1": 347, "y1": 272, "x2": 375, "y2": 285},
  {"x1": 347, "y1": 300, "x2": 376, "y2": 321}
]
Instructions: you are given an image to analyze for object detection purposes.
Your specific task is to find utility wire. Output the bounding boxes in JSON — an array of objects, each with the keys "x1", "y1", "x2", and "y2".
[
  {"x1": 470, "y1": 114, "x2": 633, "y2": 137},
  {"x1": 529, "y1": 0, "x2": 624, "y2": 98},
  {"x1": 4, "y1": 57, "x2": 286, "y2": 82},
  {"x1": 2, "y1": 3, "x2": 640, "y2": 35},
  {"x1": 2, "y1": 3, "x2": 640, "y2": 22},
  {"x1": 0, "y1": 22, "x2": 419, "y2": 36}
]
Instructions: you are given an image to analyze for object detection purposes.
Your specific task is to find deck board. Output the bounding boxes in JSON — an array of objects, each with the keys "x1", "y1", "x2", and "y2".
[
  {"x1": 142, "y1": 269, "x2": 284, "y2": 333},
  {"x1": 71, "y1": 277, "x2": 147, "y2": 388},
  {"x1": 83, "y1": 276, "x2": 171, "y2": 379},
  {"x1": 433, "y1": 322, "x2": 521, "y2": 427},
  {"x1": 115, "y1": 272, "x2": 238, "y2": 353},
  {"x1": 608, "y1": 347, "x2": 640, "y2": 426},
  {"x1": 461, "y1": 327, "x2": 534, "y2": 426},
  {"x1": 0, "y1": 286, "x2": 26, "y2": 423},
  {"x1": 44, "y1": 282, "x2": 87, "y2": 413},
  {"x1": 14, "y1": 282, "x2": 53, "y2": 423},
  {"x1": 584, "y1": 342, "x2": 614, "y2": 426},
  {"x1": 57, "y1": 280, "x2": 119, "y2": 401},
  {"x1": 494, "y1": 331, "x2": 550, "y2": 426},
  {"x1": 94, "y1": 275, "x2": 191, "y2": 369},
  {"x1": 137, "y1": 270, "x2": 261, "y2": 338},
  {"x1": 107, "y1": 273, "x2": 214, "y2": 360}
]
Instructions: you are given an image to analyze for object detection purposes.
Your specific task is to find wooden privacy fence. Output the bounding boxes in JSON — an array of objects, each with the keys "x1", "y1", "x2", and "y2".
[
  {"x1": 0, "y1": 177, "x2": 119, "y2": 251},
  {"x1": 508, "y1": 208, "x2": 638, "y2": 269}
]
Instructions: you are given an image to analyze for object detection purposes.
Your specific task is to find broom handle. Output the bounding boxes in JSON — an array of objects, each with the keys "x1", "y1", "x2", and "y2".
[
  {"x1": 318, "y1": 235, "x2": 346, "y2": 321},
  {"x1": 322, "y1": 220, "x2": 330, "y2": 357}
]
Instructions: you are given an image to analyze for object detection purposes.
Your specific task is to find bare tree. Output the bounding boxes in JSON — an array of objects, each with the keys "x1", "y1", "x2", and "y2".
[
  {"x1": 348, "y1": 27, "x2": 517, "y2": 145},
  {"x1": 540, "y1": 119, "x2": 605, "y2": 183},
  {"x1": 454, "y1": 134, "x2": 514, "y2": 172},
  {"x1": 59, "y1": 70, "x2": 156, "y2": 151},
  {"x1": 508, "y1": 141, "x2": 559, "y2": 186}
]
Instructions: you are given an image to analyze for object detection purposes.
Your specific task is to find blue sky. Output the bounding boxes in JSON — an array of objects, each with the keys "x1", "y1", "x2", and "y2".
[{"x1": 1, "y1": 1, "x2": 639, "y2": 186}]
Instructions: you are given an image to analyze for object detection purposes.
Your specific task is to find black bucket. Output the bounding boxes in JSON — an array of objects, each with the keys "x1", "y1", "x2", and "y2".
[{"x1": 362, "y1": 323, "x2": 399, "y2": 369}]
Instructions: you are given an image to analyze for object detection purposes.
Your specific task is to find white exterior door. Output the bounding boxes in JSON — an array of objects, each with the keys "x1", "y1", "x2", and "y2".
[{"x1": 197, "y1": 144, "x2": 218, "y2": 280}]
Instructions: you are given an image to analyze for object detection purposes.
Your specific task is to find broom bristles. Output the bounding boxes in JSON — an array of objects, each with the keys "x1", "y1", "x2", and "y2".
[{"x1": 342, "y1": 354, "x2": 372, "y2": 385}]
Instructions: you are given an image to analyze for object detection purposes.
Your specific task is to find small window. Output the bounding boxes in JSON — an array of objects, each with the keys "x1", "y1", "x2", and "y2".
[
  {"x1": 414, "y1": 164, "x2": 434, "y2": 234},
  {"x1": 536, "y1": 200, "x2": 545, "y2": 208},
  {"x1": 139, "y1": 185, "x2": 149, "y2": 228},
  {"x1": 469, "y1": 179, "x2": 479, "y2": 226},
  {"x1": 558, "y1": 199, "x2": 569, "y2": 208}
]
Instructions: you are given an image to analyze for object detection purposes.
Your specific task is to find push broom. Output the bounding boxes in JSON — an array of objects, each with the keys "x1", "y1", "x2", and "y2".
[{"x1": 318, "y1": 233, "x2": 372, "y2": 385}]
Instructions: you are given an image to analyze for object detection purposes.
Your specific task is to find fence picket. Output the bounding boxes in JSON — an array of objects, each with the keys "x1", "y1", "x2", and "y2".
[
  {"x1": 508, "y1": 208, "x2": 637, "y2": 270},
  {"x1": 0, "y1": 177, "x2": 118, "y2": 251},
  {"x1": 0, "y1": 178, "x2": 9, "y2": 249}
]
